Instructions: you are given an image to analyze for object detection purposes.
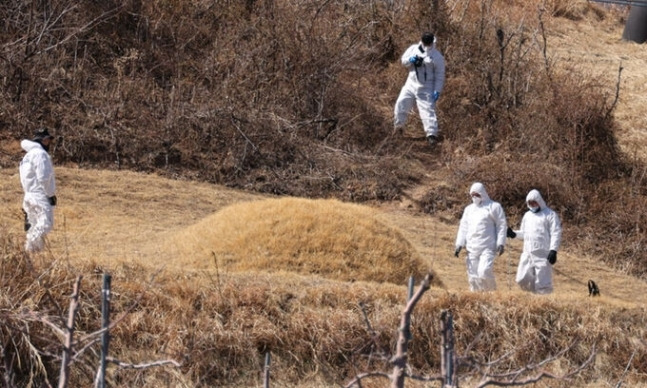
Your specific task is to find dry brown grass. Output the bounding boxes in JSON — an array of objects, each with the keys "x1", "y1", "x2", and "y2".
[
  {"x1": 2, "y1": 167, "x2": 647, "y2": 386},
  {"x1": 543, "y1": 1, "x2": 647, "y2": 163},
  {"x1": 163, "y1": 197, "x2": 434, "y2": 285},
  {"x1": 1, "y1": 0, "x2": 647, "y2": 386}
]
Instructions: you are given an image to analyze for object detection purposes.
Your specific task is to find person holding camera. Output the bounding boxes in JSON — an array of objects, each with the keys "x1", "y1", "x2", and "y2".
[
  {"x1": 393, "y1": 31, "x2": 446, "y2": 147},
  {"x1": 20, "y1": 128, "x2": 57, "y2": 253}
]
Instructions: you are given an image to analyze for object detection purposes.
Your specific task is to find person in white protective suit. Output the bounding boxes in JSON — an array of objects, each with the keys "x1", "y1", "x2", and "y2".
[
  {"x1": 454, "y1": 182, "x2": 507, "y2": 292},
  {"x1": 393, "y1": 32, "x2": 446, "y2": 147},
  {"x1": 507, "y1": 189, "x2": 562, "y2": 294},
  {"x1": 20, "y1": 128, "x2": 57, "y2": 253}
]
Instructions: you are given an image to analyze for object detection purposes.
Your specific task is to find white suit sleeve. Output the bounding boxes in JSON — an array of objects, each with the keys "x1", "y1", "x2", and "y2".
[
  {"x1": 549, "y1": 211, "x2": 562, "y2": 251},
  {"x1": 35, "y1": 153, "x2": 56, "y2": 197},
  {"x1": 400, "y1": 45, "x2": 418, "y2": 67},
  {"x1": 515, "y1": 214, "x2": 526, "y2": 240},
  {"x1": 455, "y1": 207, "x2": 468, "y2": 248},
  {"x1": 492, "y1": 203, "x2": 507, "y2": 247},
  {"x1": 433, "y1": 52, "x2": 446, "y2": 93}
]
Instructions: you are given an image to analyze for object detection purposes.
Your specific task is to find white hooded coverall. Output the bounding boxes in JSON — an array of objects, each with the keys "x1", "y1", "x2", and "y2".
[
  {"x1": 393, "y1": 40, "x2": 446, "y2": 137},
  {"x1": 455, "y1": 183, "x2": 507, "y2": 292},
  {"x1": 511, "y1": 190, "x2": 562, "y2": 294},
  {"x1": 20, "y1": 140, "x2": 56, "y2": 253}
]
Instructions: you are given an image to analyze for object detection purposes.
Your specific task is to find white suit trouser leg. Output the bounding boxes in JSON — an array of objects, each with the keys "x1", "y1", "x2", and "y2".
[
  {"x1": 516, "y1": 253, "x2": 553, "y2": 294},
  {"x1": 23, "y1": 195, "x2": 54, "y2": 253},
  {"x1": 393, "y1": 83, "x2": 438, "y2": 137},
  {"x1": 466, "y1": 248, "x2": 497, "y2": 291}
]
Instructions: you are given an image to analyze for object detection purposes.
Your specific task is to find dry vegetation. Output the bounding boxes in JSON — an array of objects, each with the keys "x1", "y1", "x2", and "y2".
[
  {"x1": 1, "y1": 165, "x2": 647, "y2": 387},
  {"x1": 163, "y1": 197, "x2": 434, "y2": 285},
  {"x1": 1, "y1": 0, "x2": 647, "y2": 386}
]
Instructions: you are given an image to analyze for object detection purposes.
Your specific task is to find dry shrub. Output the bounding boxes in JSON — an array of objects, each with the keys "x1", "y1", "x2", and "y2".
[
  {"x1": 0, "y1": 3, "x2": 646, "y2": 380},
  {"x1": 165, "y1": 197, "x2": 432, "y2": 285},
  {"x1": 0, "y1": 233, "x2": 103, "y2": 386},
  {"x1": 1, "y1": 231, "x2": 646, "y2": 386}
]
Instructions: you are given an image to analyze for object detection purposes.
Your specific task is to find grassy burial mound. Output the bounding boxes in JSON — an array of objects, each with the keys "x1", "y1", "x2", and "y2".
[{"x1": 165, "y1": 197, "x2": 434, "y2": 285}]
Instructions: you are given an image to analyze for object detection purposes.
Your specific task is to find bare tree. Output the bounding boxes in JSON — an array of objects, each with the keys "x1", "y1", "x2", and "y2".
[
  {"x1": 3, "y1": 272, "x2": 181, "y2": 387},
  {"x1": 345, "y1": 273, "x2": 596, "y2": 388}
]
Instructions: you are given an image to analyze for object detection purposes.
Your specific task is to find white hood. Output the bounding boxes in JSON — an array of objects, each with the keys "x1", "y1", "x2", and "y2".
[
  {"x1": 469, "y1": 182, "x2": 491, "y2": 203},
  {"x1": 526, "y1": 189, "x2": 547, "y2": 209},
  {"x1": 21, "y1": 139, "x2": 44, "y2": 153}
]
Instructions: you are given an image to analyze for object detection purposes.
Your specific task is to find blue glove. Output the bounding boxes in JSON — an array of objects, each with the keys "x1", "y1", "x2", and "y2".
[
  {"x1": 433, "y1": 91, "x2": 440, "y2": 102},
  {"x1": 408, "y1": 56, "x2": 423, "y2": 67}
]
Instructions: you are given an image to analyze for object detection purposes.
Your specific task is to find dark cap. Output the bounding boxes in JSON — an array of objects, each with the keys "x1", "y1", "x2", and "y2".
[
  {"x1": 421, "y1": 32, "x2": 435, "y2": 46},
  {"x1": 33, "y1": 128, "x2": 53, "y2": 142}
]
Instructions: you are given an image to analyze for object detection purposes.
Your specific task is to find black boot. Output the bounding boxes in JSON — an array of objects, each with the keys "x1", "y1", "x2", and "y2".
[{"x1": 426, "y1": 135, "x2": 439, "y2": 146}]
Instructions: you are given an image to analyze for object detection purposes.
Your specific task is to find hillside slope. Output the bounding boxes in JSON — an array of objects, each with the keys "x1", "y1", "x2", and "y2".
[
  {"x1": 1, "y1": 166, "x2": 645, "y2": 306},
  {"x1": 545, "y1": 5, "x2": 647, "y2": 163},
  {"x1": 1, "y1": 166, "x2": 646, "y2": 386}
]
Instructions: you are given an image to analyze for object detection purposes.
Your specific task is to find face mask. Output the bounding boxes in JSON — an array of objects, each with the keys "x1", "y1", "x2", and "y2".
[
  {"x1": 528, "y1": 205, "x2": 540, "y2": 213},
  {"x1": 472, "y1": 197, "x2": 482, "y2": 205}
]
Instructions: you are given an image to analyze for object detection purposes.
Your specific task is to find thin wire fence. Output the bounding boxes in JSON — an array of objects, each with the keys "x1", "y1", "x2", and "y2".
[{"x1": 590, "y1": 0, "x2": 647, "y2": 6}]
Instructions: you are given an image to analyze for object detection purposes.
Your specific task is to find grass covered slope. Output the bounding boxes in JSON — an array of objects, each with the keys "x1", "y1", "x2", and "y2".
[
  {"x1": 1, "y1": 0, "x2": 646, "y2": 278},
  {"x1": 0, "y1": 167, "x2": 646, "y2": 386},
  {"x1": 165, "y1": 197, "x2": 435, "y2": 285}
]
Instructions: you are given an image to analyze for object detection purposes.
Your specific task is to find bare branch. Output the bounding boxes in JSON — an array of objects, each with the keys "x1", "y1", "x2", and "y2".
[
  {"x1": 390, "y1": 273, "x2": 432, "y2": 388},
  {"x1": 473, "y1": 344, "x2": 596, "y2": 388},
  {"x1": 605, "y1": 63, "x2": 623, "y2": 119},
  {"x1": 615, "y1": 349, "x2": 636, "y2": 388},
  {"x1": 105, "y1": 357, "x2": 181, "y2": 370},
  {"x1": 58, "y1": 275, "x2": 82, "y2": 388},
  {"x1": 35, "y1": 5, "x2": 123, "y2": 56},
  {"x1": 344, "y1": 371, "x2": 390, "y2": 388},
  {"x1": 344, "y1": 274, "x2": 433, "y2": 388}
]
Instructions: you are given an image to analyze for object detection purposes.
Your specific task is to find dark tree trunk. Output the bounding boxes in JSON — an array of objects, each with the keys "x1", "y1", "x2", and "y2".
[{"x1": 622, "y1": 6, "x2": 647, "y2": 43}]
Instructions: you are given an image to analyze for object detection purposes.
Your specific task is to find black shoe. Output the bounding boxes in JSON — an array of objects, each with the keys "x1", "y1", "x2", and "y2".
[{"x1": 426, "y1": 135, "x2": 438, "y2": 146}]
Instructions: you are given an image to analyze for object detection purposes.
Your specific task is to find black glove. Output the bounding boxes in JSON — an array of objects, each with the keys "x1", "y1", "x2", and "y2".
[
  {"x1": 547, "y1": 250, "x2": 557, "y2": 265},
  {"x1": 22, "y1": 209, "x2": 31, "y2": 232},
  {"x1": 48, "y1": 196, "x2": 57, "y2": 206},
  {"x1": 454, "y1": 246, "x2": 462, "y2": 258},
  {"x1": 497, "y1": 245, "x2": 505, "y2": 256},
  {"x1": 506, "y1": 227, "x2": 516, "y2": 239}
]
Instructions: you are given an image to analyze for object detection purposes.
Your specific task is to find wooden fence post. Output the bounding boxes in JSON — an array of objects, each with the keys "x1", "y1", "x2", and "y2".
[
  {"x1": 263, "y1": 352, "x2": 271, "y2": 388},
  {"x1": 440, "y1": 310, "x2": 457, "y2": 388},
  {"x1": 98, "y1": 274, "x2": 112, "y2": 388},
  {"x1": 58, "y1": 276, "x2": 82, "y2": 388}
]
